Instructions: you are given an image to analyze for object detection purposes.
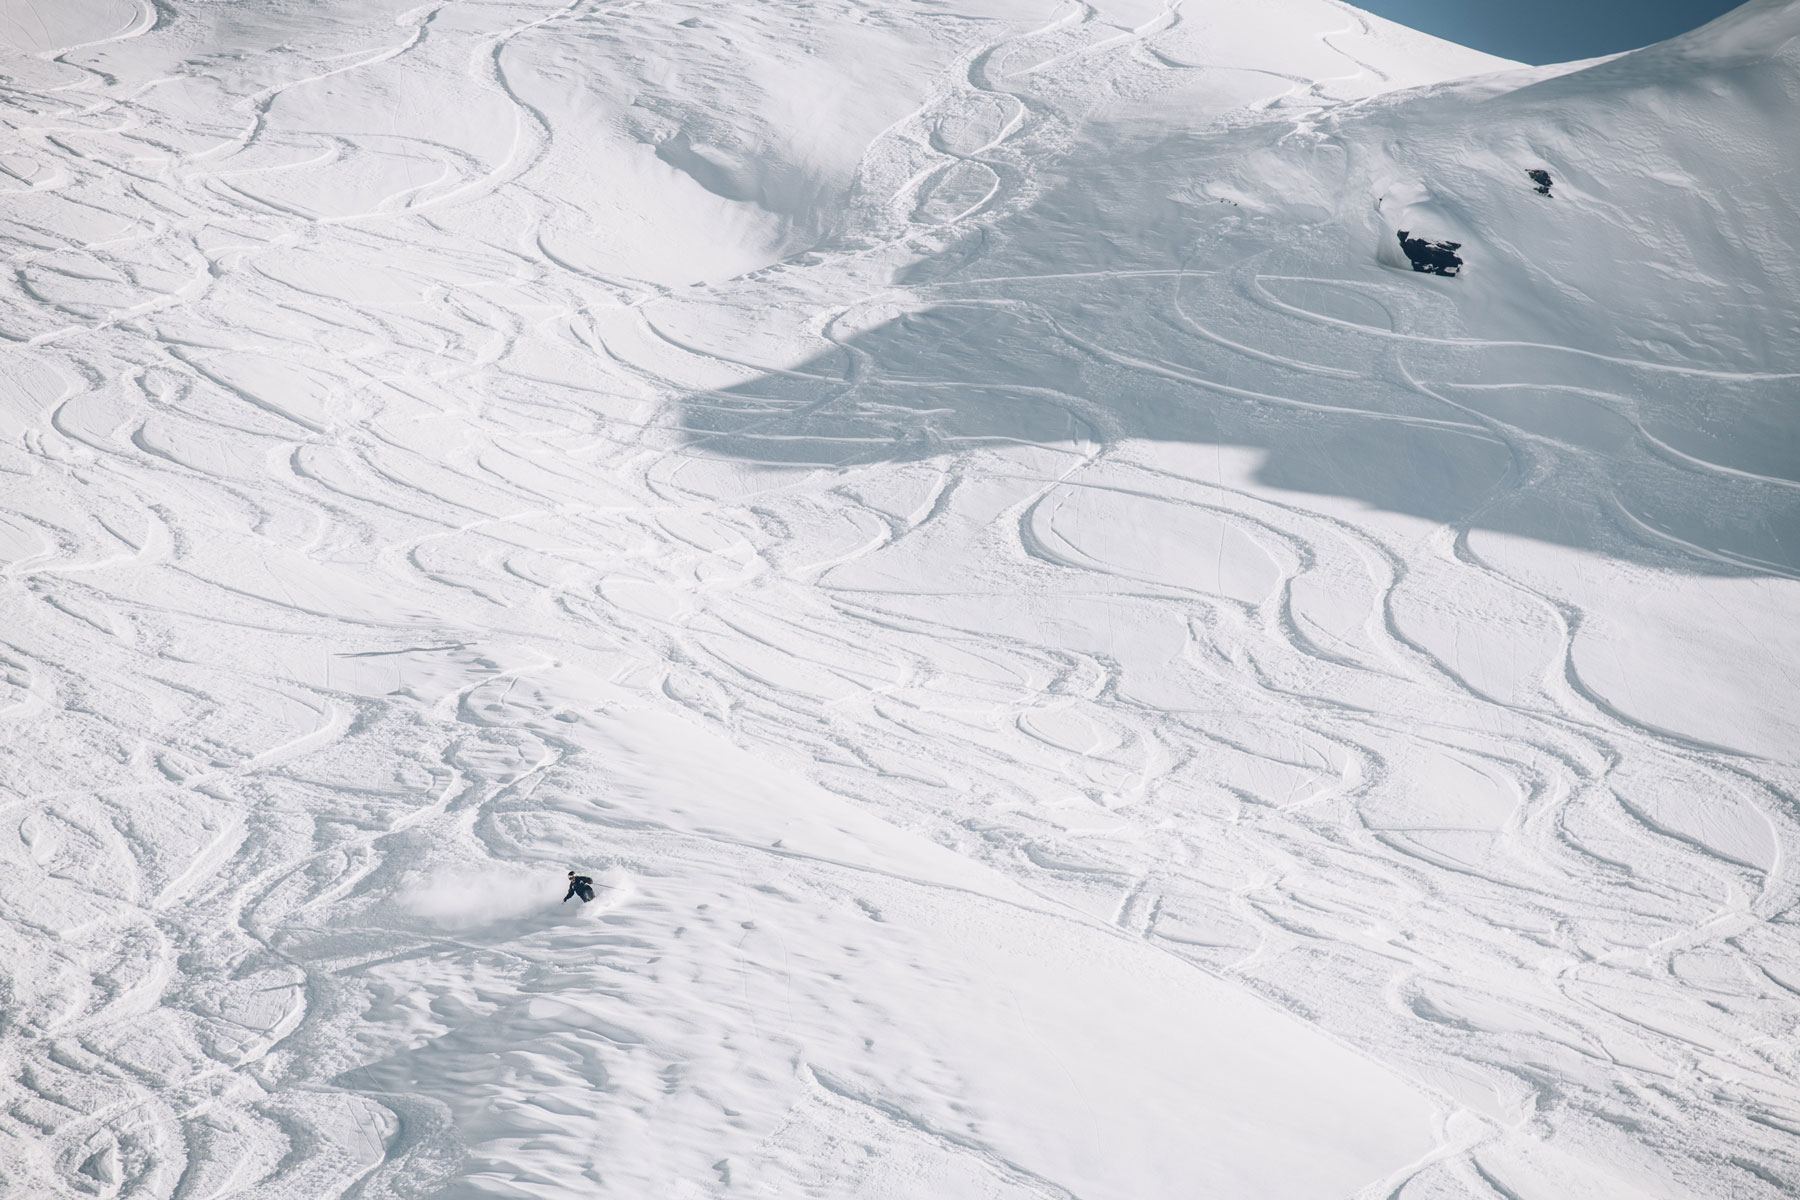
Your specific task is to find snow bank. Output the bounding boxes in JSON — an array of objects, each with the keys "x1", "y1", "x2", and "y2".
[{"x1": 2, "y1": 0, "x2": 1796, "y2": 1198}]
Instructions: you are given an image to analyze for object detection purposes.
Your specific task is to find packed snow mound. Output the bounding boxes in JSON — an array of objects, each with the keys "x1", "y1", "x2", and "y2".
[{"x1": 2, "y1": 2, "x2": 1798, "y2": 1200}]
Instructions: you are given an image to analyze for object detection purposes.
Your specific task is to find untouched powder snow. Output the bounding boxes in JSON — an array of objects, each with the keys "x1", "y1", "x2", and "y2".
[{"x1": 1, "y1": 0, "x2": 1797, "y2": 1197}]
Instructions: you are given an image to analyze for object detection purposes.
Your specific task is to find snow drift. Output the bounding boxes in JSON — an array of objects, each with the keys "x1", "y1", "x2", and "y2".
[{"x1": 1, "y1": 1, "x2": 1797, "y2": 1198}]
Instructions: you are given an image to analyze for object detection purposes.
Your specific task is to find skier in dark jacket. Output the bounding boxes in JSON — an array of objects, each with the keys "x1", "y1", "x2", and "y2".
[{"x1": 564, "y1": 871, "x2": 596, "y2": 903}]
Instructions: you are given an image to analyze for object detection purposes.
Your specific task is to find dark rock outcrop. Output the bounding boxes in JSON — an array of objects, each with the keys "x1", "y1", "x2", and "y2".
[
  {"x1": 1396, "y1": 230, "x2": 1463, "y2": 277},
  {"x1": 1527, "y1": 168, "x2": 1553, "y2": 196}
]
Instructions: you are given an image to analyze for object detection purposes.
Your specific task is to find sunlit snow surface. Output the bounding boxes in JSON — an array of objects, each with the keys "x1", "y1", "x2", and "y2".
[{"x1": 2, "y1": 0, "x2": 1798, "y2": 1196}]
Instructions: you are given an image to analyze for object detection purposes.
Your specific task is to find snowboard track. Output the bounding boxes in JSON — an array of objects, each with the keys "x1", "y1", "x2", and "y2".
[{"x1": 2, "y1": 1, "x2": 1798, "y2": 1198}]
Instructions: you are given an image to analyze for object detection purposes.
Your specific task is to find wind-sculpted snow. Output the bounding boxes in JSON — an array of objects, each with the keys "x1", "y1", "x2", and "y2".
[{"x1": 1, "y1": 0, "x2": 1797, "y2": 1197}]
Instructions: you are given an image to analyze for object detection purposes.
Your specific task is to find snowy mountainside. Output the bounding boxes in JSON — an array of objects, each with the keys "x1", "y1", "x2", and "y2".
[{"x1": 1, "y1": 1, "x2": 1798, "y2": 1199}]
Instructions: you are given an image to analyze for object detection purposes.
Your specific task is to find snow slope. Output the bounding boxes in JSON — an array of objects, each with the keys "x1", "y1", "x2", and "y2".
[{"x1": 1, "y1": 1, "x2": 1797, "y2": 1197}]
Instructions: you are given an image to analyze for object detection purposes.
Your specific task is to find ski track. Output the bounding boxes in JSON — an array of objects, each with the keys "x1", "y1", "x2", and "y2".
[{"x1": 2, "y1": 0, "x2": 1798, "y2": 1198}]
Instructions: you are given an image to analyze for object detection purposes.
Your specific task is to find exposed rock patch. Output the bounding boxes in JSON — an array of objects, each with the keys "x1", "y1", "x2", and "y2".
[{"x1": 1396, "y1": 230, "x2": 1463, "y2": 276}]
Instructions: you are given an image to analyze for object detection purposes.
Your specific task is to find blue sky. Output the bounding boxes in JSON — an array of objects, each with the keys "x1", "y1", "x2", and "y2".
[{"x1": 1353, "y1": 0, "x2": 1746, "y2": 64}]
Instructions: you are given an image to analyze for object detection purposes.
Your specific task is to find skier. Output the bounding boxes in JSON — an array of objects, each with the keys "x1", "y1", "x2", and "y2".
[{"x1": 564, "y1": 870, "x2": 596, "y2": 903}]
